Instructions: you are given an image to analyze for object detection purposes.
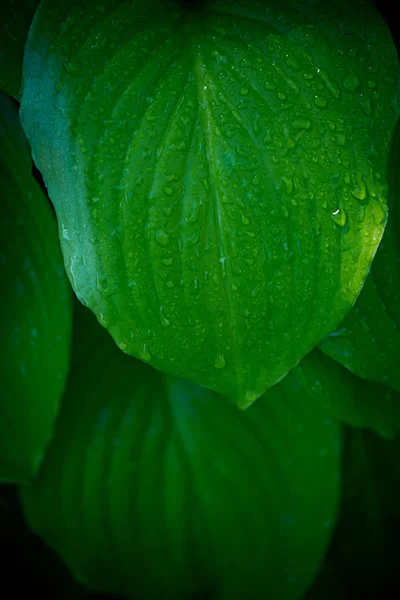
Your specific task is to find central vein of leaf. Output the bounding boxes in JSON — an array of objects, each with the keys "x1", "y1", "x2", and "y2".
[{"x1": 192, "y1": 48, "x2": 243, "y2": 387}]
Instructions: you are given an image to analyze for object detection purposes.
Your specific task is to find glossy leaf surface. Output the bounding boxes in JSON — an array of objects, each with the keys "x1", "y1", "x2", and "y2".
[
  {"x1": 0, "y1": 92, "x2": 72, "y2": 483},
  {"x1": 20, "y1": 301, "x2": 341, "y2": 600},
  {"x1": 321, "y1": 123, "x2": 400, "y2": 392},
  {"x1": 20, "y1": 0, "x2": 399, "y2": 406}
]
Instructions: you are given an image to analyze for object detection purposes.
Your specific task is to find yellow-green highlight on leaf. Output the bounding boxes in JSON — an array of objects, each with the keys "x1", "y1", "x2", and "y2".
[{"x1": 320, "y1": 118, "x2": 400, "y2": 393}]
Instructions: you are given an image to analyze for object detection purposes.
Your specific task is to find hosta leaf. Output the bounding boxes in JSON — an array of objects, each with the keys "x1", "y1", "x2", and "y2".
[
  {"x1": 0, "y1": 92, "x2": 72, "y2": 483},
  {"x1": 20, "y1": 300, "x2": 341, "y2": 600},
  {"x1": 320, "y1": 123, "x2": 400, "y2": 392},
  {"x1": 0, "y1": 0, "x2": 39, "y2": 100},
  {"x1": 19, "y1": 0, "x2": 399, "y2": 406},
  {"x1": 327, "y1": 426, "x2": 400, "y2": 592},
  {"x1": 282, "y1": 349, "x2": 400, "y2": 440}
]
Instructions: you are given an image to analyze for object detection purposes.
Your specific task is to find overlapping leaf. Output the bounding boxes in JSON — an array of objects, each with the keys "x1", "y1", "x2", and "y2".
[
  {"x1": 0, "y1": 92, "x2": 72, "y2": 483},
  {"x1": 20, "y1": 300, "x2": 342, "y2": 600},
  {"x1": 321, "y1": 122, "x2": 400, "y2": 392},
  {"x1": 282, "y1": 349, "x2": 400, "y2": 440},
  {"x1": 20, "y1": 0, "x2": 400, "y2": 406}
]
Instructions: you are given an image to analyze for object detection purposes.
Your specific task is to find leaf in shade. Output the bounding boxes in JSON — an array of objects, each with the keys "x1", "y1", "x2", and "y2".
[
  {"x1": 20, "y1": 300, "x2": 341, "y2": 600},
  {"x1": 282, "y1": 349, "x2": 400, "y2": 440},
  {"x1": 0, "y1": 92, "x2": 72, "y2": 483}
]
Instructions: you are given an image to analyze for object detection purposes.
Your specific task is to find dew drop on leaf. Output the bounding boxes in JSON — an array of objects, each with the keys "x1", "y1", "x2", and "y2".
[
  {"x1": 214, "y1": 353, "x2": 226, "y2": 369},
  {"x1": 331, "y1": 207, "x2": 347, "y2": 228}
]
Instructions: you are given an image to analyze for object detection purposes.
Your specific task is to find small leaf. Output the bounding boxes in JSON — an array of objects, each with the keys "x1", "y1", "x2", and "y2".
[
  {"x1": 0, "y1": 92, "x2": 72, "y2": 483},
  {"x1": 20, "y1": 300, "x2": 341, "y2": 600},
  {"x1": 0, "y1": 0, "x2": 39, "y2": 100},
  {"x1": 20, "y1": 0, "x2": 399, "y2": 406},
  {"x1": 320, "y1": 121, "x2": 400, "y2": 393}
]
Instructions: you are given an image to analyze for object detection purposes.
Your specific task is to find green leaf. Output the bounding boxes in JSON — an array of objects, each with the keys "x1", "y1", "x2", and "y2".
[
  {"x1": 282, "y1": 349, "x2": 400, "y2": 440},
  {"x1": 0, "y1": 92, "x2": 72, "y2": 483},
  {"x1": 19, "y1": 0, "x2": 399, "y2": 406},
  {"x1": 0, "y1": 0, "x2": 39, "y2": 100},
  {"x1": 327, "y1": 426, "x2": 400, "y2": 592},
  {"x1": 320, "y1": 121, "x2": 400, "y2": 392},
  {"x1": 20, "y1": 300, "x2": 341, "y2": 600}
]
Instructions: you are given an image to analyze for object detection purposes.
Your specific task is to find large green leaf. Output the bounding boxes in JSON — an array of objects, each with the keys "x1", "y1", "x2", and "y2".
[
  {"x1": 19, "y1": 0, "x2": 399, "y2": 407},
  {"x1": 0, "y1": 1, "x2": 39, "y2": 100},
  {"x1": 20, "y1": 300, "x2": 341, "y2": 600},
  {"x1": 320, "y1": 121, "x2": 400, "y2": 392},
  {"x1": 0, "y1": 92, "x2": 72, "y2": 483}
]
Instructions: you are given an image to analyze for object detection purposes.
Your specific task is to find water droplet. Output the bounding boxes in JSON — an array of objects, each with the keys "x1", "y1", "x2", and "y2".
[
  {"x1": 98, "y1": 312, "x2": 109, "y2": 327},
  {"x1": 163, "y1": 206, "x2": 173, "y2": 216},
  {"x1": 352, "y1": 183, "x2": 367, "y2": 202},
  {"x1": 166, "y1": 280, "x2": 174, "y2": 288},
  {"x1": 292, "y1": 119, "x2": 311, "y2": 130},
  {"x1": 241, "y1": 214, "x2": 250, "y2": 225},
  {"x1": 264, "y1": 81, "x2": 276, "y2": 91},
  {"x1": 252, "y1": 175, "x2": 260, "y2": 185},
  {"x1": 343, "y1": 74, "x2": 360, "y2": 92},
  {"x1": 384, "y1": 75, "x2": 396, "y2": 85},
  {"x1": 240, "y1": 87, "x2": 249, "y2": 96},
  {"x1": 164, "y1": 187, "x2": 173, "y2": 196},
  {"x1": 282, "y1": 177, "x2": 293, "y2": 194},
  {"x1": 118, "y1": 342, "x2": 127, "y2": 351},
  {"x1": 367, "y1": 80, "x2": 376, "y2": 89},
  {"x1": 140, "y1": 344, "x2": 151, "y2": 361},
  {"x1": 314, "y1": 95, "x2": 327, "y2": 108},
  {"x1": 161, "y1": 257, "x2": 174, "y2": 266},
  {"x1": 159, "y1": 306, "x2": 170, "y2": 327},
  {"x1": 370, "y1": 200, "x2": 387, "y2": 226},
  {"x1": 331, "y1": 206, "x2": 347, "y2": 227},
  {"x1": 277, "y1": 92, "x2": 286, "y2": 100},
  {"x1": 214, "y1": 353, "x2": 226, "y2": 369},
  {"x1": 156, "y1": 230, "x2": 170, "y2": 247},
  {"x1": 246, "y1": 231, "x2": 256, "y2": 238},
  {"x1": 360, "y1": 319, "x2": 370, "y2": 334}
]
